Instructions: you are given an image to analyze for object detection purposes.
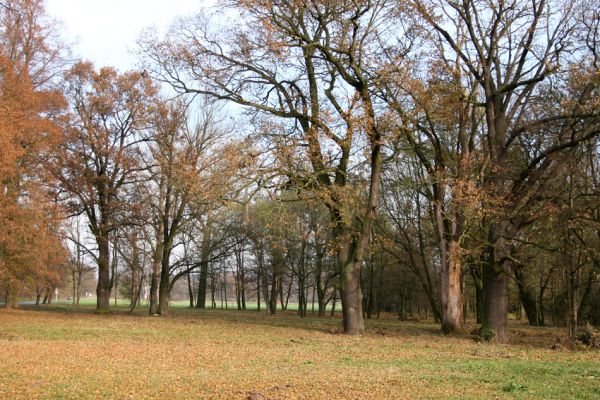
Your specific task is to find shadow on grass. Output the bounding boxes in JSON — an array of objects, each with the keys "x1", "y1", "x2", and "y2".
[
  {"x1": 19, "y1": 302, "x2": 447, "y2": 339},
  {"x1": 18, "y1": 303, "x2": 567, "y2": 348}
]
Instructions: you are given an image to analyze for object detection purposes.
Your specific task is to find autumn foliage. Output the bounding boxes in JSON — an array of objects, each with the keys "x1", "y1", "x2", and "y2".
[{"x1": 0, "y1": 0, "x2": 67, "y2": 307}]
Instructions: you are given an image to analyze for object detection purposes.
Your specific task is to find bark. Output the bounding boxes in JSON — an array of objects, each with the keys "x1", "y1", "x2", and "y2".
[
  {"x1": 96, "y1": 233, "x2": 111, "y2": 313},
  {"x1": 441, "y1": 239, "x2": 463, "y2": 333},
  {"x1": 432, "y1": 181, "x2": 464, "y2": 333},
  {"x1": 187, "y1": 272, "x2": 195, "y2": 308},
  {"x1": 365, "y1": 252, "x2": 375, "y2": 320},
  {"x1": 481, "y1": 222, "x2": 513, "y2": 343},
  {"x1": 3, "y1": 284, "x2": 18, "y2": 309},
  {"x1": 514, "y1": 267, "x2": 539, "y2": 326},
  {"x1": 158, "y1": 245, "x2": 171, "y2": 315},
  {"x1": 314, "y1": 244, "x2": 329, "y2": 317},
  {"x1": 564, "y1": 233, "x2": 577, "y2": 347},
  {"x1": 130, "y1": 234, "x2": 140, "y2": 306},
  {"x1": 330, "y1": 290, "x2": 337, "y2": 318},
  {"x1": 149, "y1": 251, "x2": 161, "y2": 315},
  {"x1": 149, "y1": 221, "x2": 163, "y2": 315},
  {"x1": 256, "y1": 259, "x2": 261, "y2": 312},
  {"x1": 268, "y1": 248, "x2": 282, "y2": 314},
  {"x1": 338, "y1": 236, "x2": 364, "y2": 334},
  {"x1": 196, "y1": 219, "x2": 212, "y2": 309}
]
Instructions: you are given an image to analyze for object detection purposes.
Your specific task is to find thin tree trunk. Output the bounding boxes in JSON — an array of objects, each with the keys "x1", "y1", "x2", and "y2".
[
  {"x1": 330, "y1": 290, "x2": 337, "y2": 318},
  {"x1": 188, "y1": 271, "x2": 195, "y2": 308},
  {"x1": 514, "y1": 267, "x2": 539, "y2": 326},
  {"x1": 196, "y1": 219, "x2": 212, "y2": 309}
]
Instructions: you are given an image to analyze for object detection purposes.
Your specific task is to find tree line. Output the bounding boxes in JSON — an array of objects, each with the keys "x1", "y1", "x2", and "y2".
[{"x1": 0, "y1": 0, "x2": 598, "y2": 344}]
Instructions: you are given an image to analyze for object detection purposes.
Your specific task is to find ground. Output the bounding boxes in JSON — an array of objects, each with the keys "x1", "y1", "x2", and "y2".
[{"x1": 0, "y1": 306, "x2": 598, "y2": 399}]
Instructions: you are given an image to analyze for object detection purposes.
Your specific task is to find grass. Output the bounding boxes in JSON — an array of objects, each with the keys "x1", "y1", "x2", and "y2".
[
  {"x1": 0, "y1": 306, "x2": 598, "y2": 399},
  {"x1": 50, "y1": 298, "x2": 335, "y2": 312}
]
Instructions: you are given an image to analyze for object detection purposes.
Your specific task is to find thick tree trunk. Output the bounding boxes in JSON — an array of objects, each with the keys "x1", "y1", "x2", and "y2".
[
  {"x1": 149, "y1": 261, "x2": 161, "y2": 315},
  {"x1": 432, "y1": 189, "x2": 464, "y2": 334},
  {"x1": 197, "y1": 260, "x2": 209, "y2": 309},
  {"x1": 96, "y1": 233, "x2": 111, "y2": 313},
  {"x1": 481, "y1": 224, "x2": 512, "y2": 342},
  {"x1": 4, "y1": 284, "x2": 18, "y2": 309},
  {"x1": 339, "y1": 238, "x2": 364, "y2": 334},
  {"x1": 441, "y1": 239, "x2": 463, "y2": 333},
  {"x1": 158, "y1": 250, "x2": 171, "y2": 315},
  {"x1": 482, "y1": 265, "x2": 510, "y2": 342}
]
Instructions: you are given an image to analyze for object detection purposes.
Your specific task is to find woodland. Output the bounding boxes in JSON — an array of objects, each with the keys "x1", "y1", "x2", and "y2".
[{"x1": 1, "y1": 0, "x2": 599, "y2": 353}]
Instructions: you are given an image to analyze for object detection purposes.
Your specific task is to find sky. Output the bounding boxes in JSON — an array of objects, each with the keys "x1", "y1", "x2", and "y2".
[{"x1": 45, "y1": 0, "x2": 210, "y2": 71}]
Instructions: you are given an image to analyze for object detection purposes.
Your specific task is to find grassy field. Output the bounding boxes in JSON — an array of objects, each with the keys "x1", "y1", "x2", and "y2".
[
  {"x1": 0, "y1": 306, "x2": 598, "y2": 399},
  {"x1": 50, "y1": 298, "x2": 334, "y2": 312}
]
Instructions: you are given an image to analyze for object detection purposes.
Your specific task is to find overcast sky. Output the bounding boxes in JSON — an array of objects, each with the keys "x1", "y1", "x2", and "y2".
[{"x1": 45, "y1": 0, "x2": 210, "y2": 71}]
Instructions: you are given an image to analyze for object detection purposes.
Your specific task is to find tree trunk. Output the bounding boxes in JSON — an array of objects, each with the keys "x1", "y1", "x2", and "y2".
[
  {"x1": 197, "y1": 259, "x2": 209, "y2": 309},
  {"x1": 441, "y1": 239, "x2": 464, "y2": 333},
  {"x1": 366, "y1": 252, "x2": 375, "y2": 320},
  {"x1": 158, "y1": 245, "x2": 171, "y2": 315},
  {"x1": 564, "y1": 232, "x2": 577, "y2": 347},
  {"x1": 339, "y1": 238, "x2": 364, "y2": 334},
  {"x1": 256, "y1": 260, "x2": 261, "y2": 312},
  {"x1": 330, "y1": 290, "x2": 337, "y2": 318},
  {"x1": 196, "y1": 221, "x2": 212, "y2": 309},
  {"x1": 315, "y1": 248, "x2": 327, "y2": 317},
  {"x1": 3, "y1": 284, "x2": 18, "y2": 309},
  {"x1": 72, "y1": 271, "x2": 77, "y2": 305},
  {"x1": 76, "y1": 269, "x2": 82, "y2": 306},
  {"x1": 149, "y1": 256, "x2": 161, "y2": 315},
  {"x1": 187, "y1": 271, "x2": 195, "y2": 308},
  {"x1": 481, "y1": 224, "x2": 512, "y2": 342},
  {"x1": 96, "y1": 233, "x2": 111, "y2": 313},
  {"x1": 514, "y1": 267, "x2": 539, "y2": 326}
]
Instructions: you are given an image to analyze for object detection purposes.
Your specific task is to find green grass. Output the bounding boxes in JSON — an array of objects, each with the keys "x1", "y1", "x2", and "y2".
[
  {"x1": 0, "y1": 305, "x2": 598, "y2": 399},
  {"x1": 52, "y1": 298, "x2": 335, "y2": 312}
]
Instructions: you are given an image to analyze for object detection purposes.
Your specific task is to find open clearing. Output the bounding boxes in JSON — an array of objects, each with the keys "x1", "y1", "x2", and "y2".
[{"x1": 0, "y1": 307, "x2": 598, "y2": 399}]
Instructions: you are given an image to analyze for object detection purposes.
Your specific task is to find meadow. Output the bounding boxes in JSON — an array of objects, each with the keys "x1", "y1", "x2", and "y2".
[{"x1": 0, "y1": 305, "x2": 598, "y2": 399}]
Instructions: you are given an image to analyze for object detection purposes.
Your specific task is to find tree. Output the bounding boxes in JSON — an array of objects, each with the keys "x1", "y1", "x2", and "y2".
[
  {"x1": 140, "y1": 0, "x2": 396, "y2": 334},
  {"x1": 56, "y1": 61, "x2": 157, "y2": 313},
  {"x1": 412, "y1": 0, "x2": 599, "y2": 342},
  {"x1": 0, "y1": 0, "x2": 67, "y2": 307}
]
